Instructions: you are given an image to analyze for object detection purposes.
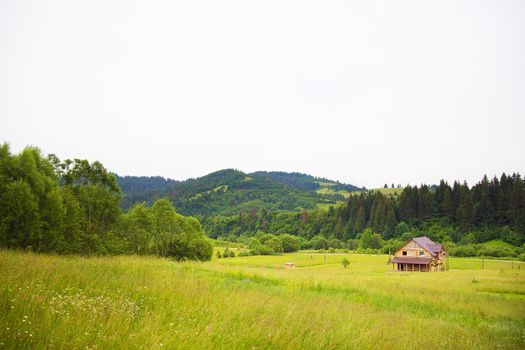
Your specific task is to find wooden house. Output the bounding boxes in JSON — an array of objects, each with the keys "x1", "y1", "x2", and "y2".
[{"x1": 391, "y1": 236, "x2": 446, "y2": 272}]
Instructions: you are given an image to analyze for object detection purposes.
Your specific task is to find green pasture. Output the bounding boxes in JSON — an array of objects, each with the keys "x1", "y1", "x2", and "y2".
[{"x1": 0, "y1": 250, "x2": 524, "y2": 349}]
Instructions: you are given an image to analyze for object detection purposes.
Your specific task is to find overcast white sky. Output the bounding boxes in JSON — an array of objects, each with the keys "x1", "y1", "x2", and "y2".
[{"x1": 1, "y1": 0, "x2": 524, "y2": 188}]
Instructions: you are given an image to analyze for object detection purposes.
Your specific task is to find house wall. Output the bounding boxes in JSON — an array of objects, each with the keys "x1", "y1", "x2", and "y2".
[{"x1": 394, "y1": 241, "x2": 432, "y2": 258}]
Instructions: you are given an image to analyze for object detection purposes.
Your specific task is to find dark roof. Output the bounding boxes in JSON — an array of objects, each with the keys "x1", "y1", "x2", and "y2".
[
  {"x1": 412, "y1": 236, "x2": 443, "y2": 256},
  {"x1": 392, "y1": 256, "x2": 431, "y2": 264}
]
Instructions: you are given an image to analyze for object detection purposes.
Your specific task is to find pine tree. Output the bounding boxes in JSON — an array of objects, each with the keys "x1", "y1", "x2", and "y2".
[
  {"x1": 456, "y1": 189, "x2": 474, "y2": 232},
  {"x1": 354, "y1": 205, "x2": 366, "y2": 233}
]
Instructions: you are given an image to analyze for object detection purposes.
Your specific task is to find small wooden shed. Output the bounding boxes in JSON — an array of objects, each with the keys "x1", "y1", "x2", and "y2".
[{"x1": 284, "y1": 262, "x2": 295, "y2": 269}]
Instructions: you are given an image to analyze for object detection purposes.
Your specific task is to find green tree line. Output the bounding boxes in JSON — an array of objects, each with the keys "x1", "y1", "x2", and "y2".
[
  {"x1": 0, "y1": 144, "x2": 212, "y2": 260},
  {"x1": 203, "y1": 173, "x2": 525, "y2": 249}
]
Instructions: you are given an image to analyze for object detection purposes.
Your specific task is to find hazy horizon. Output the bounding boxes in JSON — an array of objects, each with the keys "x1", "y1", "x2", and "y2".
[{"x1": 2, "y1": 0, "x2": 524, "y2": 188}]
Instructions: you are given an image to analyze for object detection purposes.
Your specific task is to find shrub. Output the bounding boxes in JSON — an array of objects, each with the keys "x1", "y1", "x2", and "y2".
[
  {"x1": 500, "y1": 227, "x2": 525, "y2": 246},
  {"x1": 266, "y1": 237, "x2": 284, "y2": 253},
  {"x1": 359, "y1": 229, "x2": 383, "y2": 249},
  {"x1": 329, "y1": 239, "x2": 344, "y2": 249},
  {"x1": 342, "y1": 258, "x2": 350, "y2": 269},
  {"x1": 248, "y1": 237, "x2": 264, "y2": 255},
  {"x1": 259, "y1": 234, "x2": 277, "y2": 245},
  {"x1": 258, "y1": 245, "x2": 275, "y2": 255},
  {"x1": 477, "y1": 246, "x2": 517, "y2": 258},
  {"x1": 300, "y1": 240, "x2": 313, "y2": 250},
  {"x1": 347, "y1": 239, "x2": 359, "y2": 250},
  {"x1": 310, "y1": 236, "x2": 328, "y2": 250},
  {"x1": 279, "y1": 234, "x2": 302, "y2": 252},
  {"x1": 238, "y1": 250, "x2": 253, "y2": 257},
  {"x1": 450, "y1": 245, "x2": 477, "y2": 257}
]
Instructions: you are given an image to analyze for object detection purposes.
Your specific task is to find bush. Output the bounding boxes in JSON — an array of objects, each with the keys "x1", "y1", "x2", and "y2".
[
  {"x1": 347, "y1": 239, "x2": 359, "y2": 250},
  {"x1": 266, "y1": 237, "x2": 284, "y2": 253},
  {"x1": 238, "y1": 250, "x2": 253, "y2": 257},
  {"x1": 169, "y1": 226, "x2": 214, "y2": 261},
  {"x1": 216, "y1": 251, "x2": 222, "y2": 258},
  {"x1": 300, "y1": 239, "x2": 313, "y2": 249},
  {"x1": 342, "y1": 258, "x2": 350, "y2": 269},
  {"x1": 329, "y1": 239, "x2": 344, "y2": 249},
  {"x1": 280, "y1": 234, "x2": 302, "y2": 252},
  {"x1": 359, "y1": 229, "x2": 383, "y2": 249},
  {"x1": 450, "y1": 245, "x2": 477, "y2": 257},
  {"x1": 248, "y1": 237, "x2": 264, "y2": 255},
  {"x1": 500, "y1": 227, "x2": 525, "y2": 246},
  {"x1": 477, "y1": 246, "x2": 517, "y2": 258},
  {"x1": 259, "y1": 234, "x2": 277, "y2": 245},
  {"x1": 310, "y1": 236, "x2": 328, "y2": 250},
  {"x1": 258, "y1": 245, "x2": 275, "y2": 255},
  {"x1": 381, "y1": 239, "x2": 403, "y2": 254}
]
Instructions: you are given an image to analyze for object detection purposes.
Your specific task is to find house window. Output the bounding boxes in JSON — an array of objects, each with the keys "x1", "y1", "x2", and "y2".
[
  {"x1": 419, "y1": 250, "x2": 424, "y2": 256},
  {"x1": 402, "y1": 251, "x2": 407, "y2": 256}
]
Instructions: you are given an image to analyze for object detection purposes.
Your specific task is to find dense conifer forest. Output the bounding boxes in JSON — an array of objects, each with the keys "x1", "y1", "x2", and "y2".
[{"x1": 202, "y1": 173, "x2": 524, "y2": 258}]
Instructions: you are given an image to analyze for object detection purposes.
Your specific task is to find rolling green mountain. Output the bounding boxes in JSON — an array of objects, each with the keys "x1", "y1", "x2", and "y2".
[
  {"x1": 117, "y1": 169, "x2": 362, "y2": 216},
  {"x1": 252, "y1": 171, "x2": 363, "y2": 192}
]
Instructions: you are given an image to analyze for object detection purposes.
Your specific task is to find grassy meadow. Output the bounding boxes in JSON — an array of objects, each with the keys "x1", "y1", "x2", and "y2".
[{"x1": 1, "y1": 250, "x2": 524, "y2": 349}]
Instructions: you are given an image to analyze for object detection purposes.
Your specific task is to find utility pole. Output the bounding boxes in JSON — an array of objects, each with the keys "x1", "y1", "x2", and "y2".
[{"x1": 482, "y1": 253, "x2": 485, "y2": 270}]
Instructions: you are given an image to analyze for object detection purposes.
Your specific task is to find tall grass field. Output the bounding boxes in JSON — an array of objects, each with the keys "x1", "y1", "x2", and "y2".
[{"x1": 1, "y1": 250, "x2": 524, "y2": 349}]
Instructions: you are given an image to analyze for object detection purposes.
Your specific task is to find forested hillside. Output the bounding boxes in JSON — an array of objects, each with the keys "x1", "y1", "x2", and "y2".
[
  {"x1": 252, "y1": 171, "x2": 363, "y2": 192},
  {"x1": 117, "y1": 175, "x2": 178, "y2": 193},
  {"x1": 117, "y1": 169, "x2": 357, "y2": 216},
  {"x1": 203, "y1": 174, "x2": 525, "y2": 258}
]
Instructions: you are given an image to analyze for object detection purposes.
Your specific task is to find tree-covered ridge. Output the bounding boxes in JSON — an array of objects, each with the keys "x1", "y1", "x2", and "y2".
[
  {"x1": 0, "y1": 144, "x2": 212, "y2": 260},
  {"x1": 170, "y1": 169, "x2": 332, "y2": 216},
  {"x1": 117, "y1": 169, "x2": 350, "y2": 216},
  {"x1": 116, "y1": 175, "x2": 178, "y2": 194},
  {"x1": 203, "y1": 173, "x2": 525, "y2": 254},
  {"x1": 117, "y1": 175, "x2": 178, "y2": 209},
  {"x1": 251, "y1": 171, "x2": 363, "y2": 192}
]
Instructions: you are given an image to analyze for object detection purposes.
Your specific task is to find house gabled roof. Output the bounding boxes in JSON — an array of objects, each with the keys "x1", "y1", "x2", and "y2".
[{"x1": 412, "y1": 236, "x2": 442, "y2": 257}]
